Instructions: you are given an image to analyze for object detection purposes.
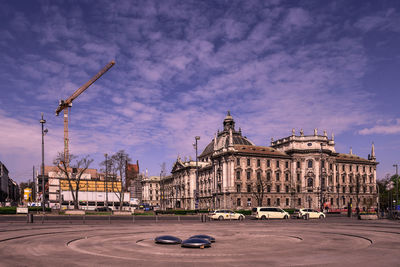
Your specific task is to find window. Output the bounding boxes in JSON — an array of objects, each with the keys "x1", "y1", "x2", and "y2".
[
  {"x1": 307, "y1": 178, "x2": 313, "y2": 187},
  {"x1": 350, "y1": 176, "x2": 353, "y2": 183},
  {"x1": 330, "y1": 164, "x2": 333, "y2": 170},
  {"x1": 276, "y1": 172, "x2": 280, "y2": 181},
  {"x1": 343, "y1": 186, "x2": 346, "y2": 193},
  {"x1": 267, "y1": 185, "x2": 271, "y2": 192},
  {"x1": 350, "y1": 165, "x2": 353, "y2": 171},
  {"x1": 308, "y1": 160, "x2": 313, "y2": 168},
  {"x1": 343, "y1": 197, "x2": 346, "y2": 205},
  {"x1": 285, "y1": 185, "x2": 289, "y2": 193},
  {"x1": 236, "y1": 184, "x2": 241, "y2": 193},
  {"x1": 236, "y1": 158, "x2": 240, "y2": 165},
  {"x1": 247, "y1": 159, "x2": 250, "y2": 166},
  {"x1": 342, "y1": 175, "x2": 345, "y2": 183},
  {"x1": 236, "y1": 171, "x2": 241, "y2": 180},
  {"x1": 370, "y1": 186, "x2": 373, "y2": 193},
  {"x1": 356, "y1": 166, "x2": 359, "y2": 172},
  {"x1": 297, "y1": 161, "x2": 300, "y2": 168},
  {"x1": 321, "y1": 160, "x2": 325, "y2": 169},
  {"x1": 247, "y1": 171, "x2": 251, "y2": 180},
  {"x1": 330, "y1": 198, "x2": 333, "y2": 205},
  {"x1": 267, "y1": 198, "x2": 271, "y2": 206},
  {"x1": 267, "y1": 160, "x2": 270, "y2": 167},
  {"x1": 286, "y1": 198, "x2": 289, "y2": 206},
  {"x1": 257, "y1": 159, "x2": 261, "y2": 167},
  {"x1": 363, "y1": 186, "x2": 366, "y2": 193},
  {"x1": 285, "y1": 173, "x2": 289, "y2": 181},
  {"x1": 350, "y1": 187, "x2": 353, "y2": 193},
  {"x1": 276, "y1": 185, "x2": 280, "y2": 193},
  {"x1": 342, "y1": 165, "x2": 345, "y2": 171},
  {"x1": 257, "y1": 172, "x2": 261, "y2": 180},
  {"x1": 277, "y1": 198, "x2": 281, "y2": 206},
  {"x1": 297, "y1": 173, "x2": 300, "y2": 182},
  {"x1": 336, "y1": 164, "x2": 338, "y2": 171},
  {"x1": 298, "y1": 198, "x2": 301, "y2": 206},
  {"x1": 285, "y1": 161, "x2": 289, "y2": 168},
  {"x1": 297, "y1": 185, "x2": 300, "y2": 192},
  {"x1": 267, "y1": 172, "x2": 271, "y2": 181},
  {"x1": 247, "y1": 184, "x2": 251, "y2": 193},
  {"x1": 370, "y1": 167, "x2": 372, "y2": 172},
  {"x1": 237, "y1": 198, "x2": 241, "y2": 206},
  {"x1": 247, "y1": 198, "x2": 251, "y2": 207},
  {"x1": 363, "y1": 166, "x2": 365, "y2": 172},
  {"x1": 276, "y1": 160, "x2": 280, "y2": 168}
]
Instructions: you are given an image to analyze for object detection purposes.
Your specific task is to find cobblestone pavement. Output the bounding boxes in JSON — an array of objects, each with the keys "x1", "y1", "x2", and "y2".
[{"x1": 0, "y1": 217, "x2": 399, "y2": 266}]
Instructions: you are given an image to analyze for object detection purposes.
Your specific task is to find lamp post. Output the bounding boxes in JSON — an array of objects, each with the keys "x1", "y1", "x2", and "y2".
[
  {"x1": 393, "y1": 164, "x2": 398, "y2": 214},
  {"x1": 194, "y1": 136, "x2": 200, "y2": 210},
  {"x1": 39, "y1": 113, "x2": 48, "y2": 213},
  {"x1": 320, "y1": 143, "x2": 325, "y2": 211},
  {"x1": 337, "y1": 183, "x2": 340, "y2": 209},
  {"x1": 104, "y1": 153, "x2": 108, "y2": 207}
]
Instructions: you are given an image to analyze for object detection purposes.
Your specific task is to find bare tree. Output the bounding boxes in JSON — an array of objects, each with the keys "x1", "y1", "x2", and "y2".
[
  {"x1": 54, "y1": 152, "x2": 93, "y2": 210},
  {"x1": 110, "y1": 150, "x2": 131, "y2": 210},
  {"x1": 252, "y1": 175, "x2": 268, "y2": 206}
]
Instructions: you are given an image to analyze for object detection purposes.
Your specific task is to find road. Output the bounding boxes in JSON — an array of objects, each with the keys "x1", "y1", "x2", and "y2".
[{"x1": 0, "y1": 216, "x2": 399, "y2": 266}]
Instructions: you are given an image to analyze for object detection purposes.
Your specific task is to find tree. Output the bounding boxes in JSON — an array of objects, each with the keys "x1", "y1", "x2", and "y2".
[
  {"x1": 252, "y1": 175, "x2": 268, "y2": 206},
  {"x1": 54, "y1": 152, "x2": 93, "y2": 210},
  {"x1": 106, "y1": 150, "x2": 131, "y2": 210}
]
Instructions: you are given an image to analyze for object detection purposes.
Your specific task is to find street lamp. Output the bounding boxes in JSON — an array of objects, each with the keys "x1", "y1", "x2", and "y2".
[
  {"x1": 104, "y1": 153, "x2": 108, "y2": 207},
  {"x1": 393, "y1": 164, "x2": 398, "y2": 214},
  {"x1": 194, "y1": 136, "x2": 200, "y2": 210},
  {"x1": 39, "y1": 113, "x2": 48, "y2": 213},
  {"x1": 320, "y1": 143, "x2": 325, "y2": 211}
]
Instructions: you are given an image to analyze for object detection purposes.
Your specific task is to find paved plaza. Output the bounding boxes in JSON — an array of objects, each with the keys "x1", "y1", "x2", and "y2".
[{"x1": 0, "y1": 217, "x2": 399, "y2": 266}]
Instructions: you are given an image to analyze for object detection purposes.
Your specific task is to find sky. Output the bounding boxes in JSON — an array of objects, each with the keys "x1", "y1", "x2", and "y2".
[{"x1": 0, "y1": 0, "x2": 400, "y2": 183}]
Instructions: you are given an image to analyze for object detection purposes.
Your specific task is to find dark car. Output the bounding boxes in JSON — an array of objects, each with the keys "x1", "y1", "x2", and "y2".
[{"x1": 95, "y1": 207, "x2": 112, "y2": 212}]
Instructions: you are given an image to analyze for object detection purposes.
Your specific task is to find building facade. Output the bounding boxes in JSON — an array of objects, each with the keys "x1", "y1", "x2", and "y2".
[
  {"x1": 141, "y1": 175, "x2": 160, "y2": 206},
  {"x1": 0, "y1": 161, "x2": 19, "y2": 204},
  {"x1": 163, "y1": 112, "x2": 378, "y2": 211}
]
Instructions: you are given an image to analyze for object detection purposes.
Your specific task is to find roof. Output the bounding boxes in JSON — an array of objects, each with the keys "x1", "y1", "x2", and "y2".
[
  {"x1": 336, "y1": 153, "x2": 373, "y2": 164},
  {"x1": 44, "y1": 166, "x2": 98, "y2": 177},
  {"x1": 234, "y1": 145, "x2": 290, "y2": 157}
]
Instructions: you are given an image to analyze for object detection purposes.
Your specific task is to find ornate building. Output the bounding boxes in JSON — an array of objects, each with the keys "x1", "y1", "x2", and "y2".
[{"x1": 163, "y1": 112, "x2": 378, "y2": 211}]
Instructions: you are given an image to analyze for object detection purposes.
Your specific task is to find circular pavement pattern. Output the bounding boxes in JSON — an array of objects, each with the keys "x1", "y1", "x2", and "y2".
[{"x1": 0, "y1": 219, "x2": 400, "y2": 266}]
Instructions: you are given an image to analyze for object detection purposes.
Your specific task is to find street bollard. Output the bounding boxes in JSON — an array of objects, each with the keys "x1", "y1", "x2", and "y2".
[{"x1": 27, "y1": 213, "x2": 33, "y2": 223}]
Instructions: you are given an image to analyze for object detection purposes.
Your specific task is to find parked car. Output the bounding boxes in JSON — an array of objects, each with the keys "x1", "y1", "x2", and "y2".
[
  {"x1": 208, "y1": 210, "x2": 245, "y2": 221},
  {"x1": 252, "y1": 207, "x2": 290, "y2": 219},
  {"x1": 293, "y1": 208, "x2": 325, "y2": 219}
]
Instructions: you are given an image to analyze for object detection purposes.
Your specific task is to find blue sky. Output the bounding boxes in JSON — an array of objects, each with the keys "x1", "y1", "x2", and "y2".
[{"x1": 1, "y1": 0, "x2": 400, "y2": 182}]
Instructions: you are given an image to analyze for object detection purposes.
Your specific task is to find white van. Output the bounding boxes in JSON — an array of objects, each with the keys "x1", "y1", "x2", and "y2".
[{"x1": 252, "y1": 207, "x2": 290, "y2": 219}]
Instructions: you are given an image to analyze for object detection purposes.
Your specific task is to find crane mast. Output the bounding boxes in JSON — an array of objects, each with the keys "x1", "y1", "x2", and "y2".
[{"x1": 56, "y1": 60, "x2": 115, "y2": 165}]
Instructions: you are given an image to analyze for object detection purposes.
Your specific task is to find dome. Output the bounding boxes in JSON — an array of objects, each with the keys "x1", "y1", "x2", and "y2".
[{"x1": 199, "y1": 112, "x2": 255, "y2": 158}]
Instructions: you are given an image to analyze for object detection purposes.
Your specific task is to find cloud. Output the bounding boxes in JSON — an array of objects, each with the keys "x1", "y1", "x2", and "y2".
[{"x1": 359, "y1": 119, "x2": 400, "y2": 135}]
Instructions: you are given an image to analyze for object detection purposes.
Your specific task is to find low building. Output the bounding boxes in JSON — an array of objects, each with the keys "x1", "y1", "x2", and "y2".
[
  {"x1": 40, "y1": 166, "x2": 129, "y2": 210},
  {"x1": 0, "y1": 161, "x2": 20, "y2": 204},
  {"x1": 163, "y1": 112, "x2": 378, "y2": 211}
]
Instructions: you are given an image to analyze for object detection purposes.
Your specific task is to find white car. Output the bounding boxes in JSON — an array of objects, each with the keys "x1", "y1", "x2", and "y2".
[
  {"x1": 294, "y1": 208, "x2": 325, "y2": 219},
  {"x1": 252, "y1": 207, "x2": 290, "y2": 219},
  {"x1": 208, "y1": 210, "x2": 245, "y2": 220}
]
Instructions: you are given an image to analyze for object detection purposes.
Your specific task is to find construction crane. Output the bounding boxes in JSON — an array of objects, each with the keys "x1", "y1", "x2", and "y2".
[{"x1": 55, "y1": 60, "x2": 115, "y2": 165}]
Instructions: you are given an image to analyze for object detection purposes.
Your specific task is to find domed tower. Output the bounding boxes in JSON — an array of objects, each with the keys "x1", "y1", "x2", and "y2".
[{"x1": 199, "y1": 111, "x2": 254, "y2": 161}]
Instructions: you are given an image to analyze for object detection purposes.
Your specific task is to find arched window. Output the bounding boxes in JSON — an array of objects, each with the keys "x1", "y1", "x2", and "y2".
[
  {"x1": 308, "y1": 160, "x2": 313, "y2": 168},
  {"x1": 307, "y1": 178, "x2": 313, "y2": 187}
]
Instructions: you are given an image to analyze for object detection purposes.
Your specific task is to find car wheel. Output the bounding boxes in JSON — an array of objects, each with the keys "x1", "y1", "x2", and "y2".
[
  {"x1": 261, "y1": 215, "x2": 266, "y2": 220},
  {"x1": 319, "y1": 215, "x2": 324, "y2": 219},
  {"x1": 302, "y1": 215, "x2": 306, "y2": 220},
  {"x1": 218, "y1": 216, "x2": 224, "y2": 221},
  {"x1": 284, "y1": 215, "x2": 288, "y2": 219},
  {"x1": 239, "y1": 215, "x2": 244, "y2": 221}
]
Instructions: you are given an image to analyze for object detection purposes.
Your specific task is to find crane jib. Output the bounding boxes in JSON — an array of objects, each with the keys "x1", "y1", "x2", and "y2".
[{"x1": 55, "y1": 60, "x2": 115, "y2": 115}]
